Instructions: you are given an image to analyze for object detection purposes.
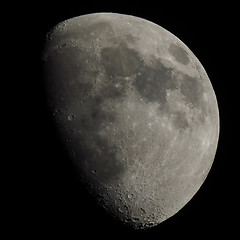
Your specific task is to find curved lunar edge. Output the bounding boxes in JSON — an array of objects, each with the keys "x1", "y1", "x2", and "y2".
[{"x1": 42, "y1": 13, "x2": 219, "y2": 229}]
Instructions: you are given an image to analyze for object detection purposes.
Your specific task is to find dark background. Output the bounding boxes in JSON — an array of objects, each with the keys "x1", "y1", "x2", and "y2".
[{"x1": 22, "y1": 1, "x2": 237, "y2": 238}]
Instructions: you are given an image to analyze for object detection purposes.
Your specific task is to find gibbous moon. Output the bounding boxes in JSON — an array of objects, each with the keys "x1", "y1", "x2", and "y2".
[{"x1": 42, "y1": 13, "x2": 219, "y2": 229}]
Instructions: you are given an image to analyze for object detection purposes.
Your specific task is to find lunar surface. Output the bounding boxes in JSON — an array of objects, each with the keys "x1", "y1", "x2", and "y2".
[{"x1": 42, "y1": 13, "x2": 219, "y2": 229}]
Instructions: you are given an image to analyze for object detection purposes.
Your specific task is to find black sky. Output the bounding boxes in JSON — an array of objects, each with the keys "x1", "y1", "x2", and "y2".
[{"x1": 25, "y1": 1, "x2": 237, "y2": 238}]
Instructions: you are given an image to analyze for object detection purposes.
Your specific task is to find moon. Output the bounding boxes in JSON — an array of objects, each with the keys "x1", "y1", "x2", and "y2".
[{"x1": 42, "y1": 13, "x2": 219, "y2": 229}]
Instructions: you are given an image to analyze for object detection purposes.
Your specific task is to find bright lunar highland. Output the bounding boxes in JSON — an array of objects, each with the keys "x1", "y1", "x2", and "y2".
[{"x1": 42, "y1": 13, "x2": 219, "y2": 229}]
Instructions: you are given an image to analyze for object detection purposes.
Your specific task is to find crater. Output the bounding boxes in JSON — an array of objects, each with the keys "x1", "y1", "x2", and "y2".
[
  {"x1": 169, "y1": 43, "x2": 190, "y2": 65},
  {"x1": 101, "y1": 42, "x2": 141, "y2": 77}
]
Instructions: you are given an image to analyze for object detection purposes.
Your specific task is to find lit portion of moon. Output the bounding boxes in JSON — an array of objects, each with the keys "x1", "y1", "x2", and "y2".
[{"x1": 42, "y1": 13, "x2": 219, "y2": 229}]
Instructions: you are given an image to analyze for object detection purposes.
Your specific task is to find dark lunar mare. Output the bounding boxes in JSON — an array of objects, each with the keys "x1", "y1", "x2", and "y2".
[
  {"x1": 101, "y1": 42, "x2": 142, "y2": 77},
  {"x1": 134, "y1": 61, "x2": 176, "y2": 105},
  {"x1": 169, "y1": 43, "x2": 190, "y2": 65},
  {"x1": 100, "y1": 41, "x2": 206, "y2": 128}
]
